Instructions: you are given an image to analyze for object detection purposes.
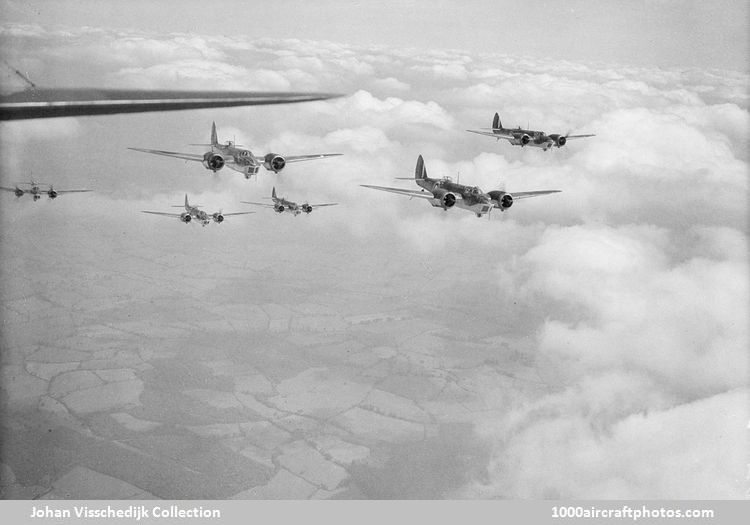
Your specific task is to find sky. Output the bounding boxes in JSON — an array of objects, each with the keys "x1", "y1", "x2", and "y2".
[
  {"x1": 0, "y1": 0, "x2": 747, "y2": 72},
  {"x1": 0, "y1": 0, "x2": 748, "y2": 501}
]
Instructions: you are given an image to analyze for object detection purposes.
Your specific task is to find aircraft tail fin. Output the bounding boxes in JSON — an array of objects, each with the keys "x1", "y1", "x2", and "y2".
[
  {"x1": 171, "y1": 194, "x2": 197, "y2": 208},
  {"x1": 415, "y1": 155, "x2": 427, "y2": 180},
  {"x1": 493, "y1": 112, "x2": 502, "y2": 130},
  {"x1": 210, "y1": 122, "x2": 218, "y2": 147}
]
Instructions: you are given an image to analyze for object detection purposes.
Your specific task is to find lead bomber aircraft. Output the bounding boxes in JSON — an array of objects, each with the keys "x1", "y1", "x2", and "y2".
[
  {"x1": 361, "y1": 155, "x2": 560, "y2": 218},
  {"x1": 467, "y1": 112, "x2": 594, "y2": 150},
  {"x1": 129, "y1": 122, "x2": 342, "y2": 179}
]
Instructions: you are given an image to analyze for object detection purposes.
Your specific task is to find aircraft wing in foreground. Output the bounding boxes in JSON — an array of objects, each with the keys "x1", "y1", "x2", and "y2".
[{"x1": 0, "y1": 88, "x2": 343, "y2": 121}]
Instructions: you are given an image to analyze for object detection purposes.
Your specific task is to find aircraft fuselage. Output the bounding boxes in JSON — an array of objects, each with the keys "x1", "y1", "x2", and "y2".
[
  {"x1": 273, "y1": 197, "x2": 303, "y2": 215},
  {"x1": 15, "y1": 184, "x2": 55, "y2": 200},
  {"x1": 491, "y1": 128, "x2": 554, "y2": 148},
  {"x1": 213, "y1": 143, "x2": 260, "y2": 176},
  {"x1": 418, "y1": 177, "x2": 494, "y2": 216}
]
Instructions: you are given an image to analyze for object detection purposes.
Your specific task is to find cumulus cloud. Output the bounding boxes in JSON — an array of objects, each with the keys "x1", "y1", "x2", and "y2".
[
  {"x1": 413, "y1": 62, "x2": 469, "y2": 81},
  {"x1": 455, "y1": 219, "x2": 748, "y2": 498},
  {"x1": 323, "y1": 90, "x2": 456, "y2": 130},
  {"x1": 106, "y1": 35, "x2": 226, "y2": 65},
  {"x1": 371, "y1": 77, "x2": 411, "y2": 93},
  {"x1": 464, "y1": 388, "x2": 747, "y2": 499},
  {"x1": 526, "y1": 225, "x2": 747, "y2": 392},
  {"x1": 110, "y1": 60, "x2": 293, "y2": 91}
]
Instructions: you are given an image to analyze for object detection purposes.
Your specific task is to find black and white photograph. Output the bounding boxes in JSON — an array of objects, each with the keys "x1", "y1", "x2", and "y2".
[{"x1": 0, "y1": 0, "x2": 747, "y2": 519}]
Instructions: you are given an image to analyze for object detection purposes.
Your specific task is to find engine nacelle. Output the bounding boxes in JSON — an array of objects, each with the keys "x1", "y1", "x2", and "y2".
[
  {"x1": 488, "y1": 191, "x2": 514, "y2": 210},
  {"x1": 202, "y1": 152, "x2": 225, "y2": 171},
  {"x1": 432, "y1": 188, "x2": 457, "y2": 209},
  {"x1": 442, "y1": 192, "x2": 457, "y2": 208},
  {"x1": 47, "y1": 189, "x2": 58, "y2": 199},
  {"x1": 263, "y1": 153, "x2": 286, "y2": 173},
  {"x1": 275, "y1": 204, "x2": 285, "y2": 213},
  {"x1": 520, "y1": 134, "x2": 531, "y2": 145},
  {"x1": 212, "y1": 213, "x2": 224, "y2": 223},
  {"x1": 498, "y1": 193, "x2": 513, "y2": 210},
  {"x1": 301, "y1": 204, "x2": 313, "y2": 214},
  {"x1": 549, "y1": 134, "x2": 566, "y2": 147},
  {"x1": 180, "y1": 213, "x2": 192, "y2": 223},
  {"x1": 500, "y1": 193, "x2": 513, "y2": 209}
]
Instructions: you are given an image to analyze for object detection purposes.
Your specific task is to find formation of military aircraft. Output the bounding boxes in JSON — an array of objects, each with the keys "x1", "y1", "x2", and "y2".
[
  {"x1": 361, "y1": 155, "x2": 560, "y2": 218},
  {"x1": 242, "y1": 187, "x2": 338, "y2": 216},
  {"x1": 1, "y1": 63, "x2": 587, "y2": 221},
  {"x1": 129, "y1": 122, "x2": 341, "y2": 179},
  {"x1": 467, "y1": 112, "x2": 595, "y2": 151},
  {"x1": 0, "y1": 180, "x2": 92, "y2": 201},
  {"x1": 0, "y1": 71, "x2": 345, "y2": 210},
  {"x1": 141, "y1": 194, "x2": 254, "y2": 226}
]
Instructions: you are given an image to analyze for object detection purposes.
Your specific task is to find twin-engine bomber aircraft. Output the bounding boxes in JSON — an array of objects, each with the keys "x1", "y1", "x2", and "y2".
[
  {"x1": 467, "y1": 112, "x2": 594, "y2": 150},
  {"x1": 242, "y1": 187, "x2": 338, "y2": 215},
  {"x1": 129, "y1": 122, "x2": 342, "y2": 179},
  {"x1": 361, "y1": 155, "x2": 560, "y2": 218},
  {"x1": 1, "y1": 180, "x2": 92, "y2": 201},
  {"x1": 142, "y1": 194, "x2": 254, "y2": 226}
]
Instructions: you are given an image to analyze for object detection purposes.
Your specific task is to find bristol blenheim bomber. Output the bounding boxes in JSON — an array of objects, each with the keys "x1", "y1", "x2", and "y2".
[
  {"x1": 1, "y1": 179, "x2": 92, "y2": 201},
  {"x1": 361, "y1": 155, "x2": 560, "y2": 218},
  {"x1": 467, "y1": 112, "x2": 594, "y2": 150},
  {"x1": 142, "y1": 194, "x2": 253, "y2": 226},
  {"x1": 242, "y1": 187, "x2": 337, "y2": 216},
  {"x1": 129, "y1": 122, "x2": 341, "y2": 179}
]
